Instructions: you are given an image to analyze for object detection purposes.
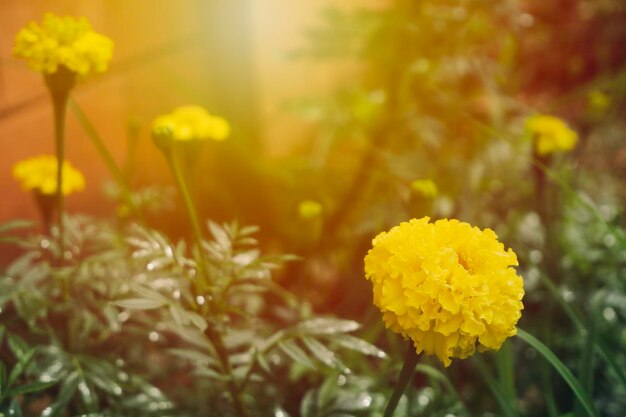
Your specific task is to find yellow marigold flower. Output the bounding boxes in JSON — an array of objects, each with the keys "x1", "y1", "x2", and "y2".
[
  {"x1": 13, "y1": 13, "x2": 113, "y2": 76},
  {"x1": 410, "y1": 179, "x2": 438, "y2": 198},
  {"x1": 364, "y1": 217, "x2": 524, "y2": 367},
  {"x1": 299, "y1": 200, "x2": 323, "y2": 219},
  {"x1": 13, "y1": 155, "x2": 85, "y2": 196},
  {"x1": 587, "y1": 90, "x2": 610, "y2": 113},
  {"x1": 524, "y1": 114, "x2": 578, "y2": 156},
  {"x1": 152, "y1": 106, "x2": 230, "y2": 142}
]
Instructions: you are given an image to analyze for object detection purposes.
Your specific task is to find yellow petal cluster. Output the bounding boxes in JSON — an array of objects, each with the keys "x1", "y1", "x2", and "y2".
[
  {"x1": 14, "y1": 13, "x2": 113, "y2": 76},
  {"x1": 299, "y1": 200, "x2": 323, "y2": 219},
  {"x1": 410, "y1": 179, "x2": 438, "y2": 198},
  {"x1": 525, "y1": 114, "x2": 578, "y2": 156},
  {"x1": 364, "y1": 217, "x2": 524, "y2": 367},
  {"x1": 13, "y1": 155, "x2": 85, "y2": 196},
  {"x1": 152, "y1": 106, "x2": 230, "y2": 142}
]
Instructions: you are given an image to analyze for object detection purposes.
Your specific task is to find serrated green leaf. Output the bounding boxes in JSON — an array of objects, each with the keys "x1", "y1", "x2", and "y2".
[
  {"x1": 296, "y1": 318, "x2": 360, "y2": 335},
  {"x1": 0, "y1": 220, "x2": 33, "y2": 235},
  {"x1": 77, "y1": 378, "x2": 98, "y2": 412},
  {"x1": 8, "y1": 380, "x2": 57, "y2": 397},
  {"x1": 333, "y1": 334, "x2": 387, "y2": 358},
  {"x1": 111, "y1": 298, "x2": 166, "y2": 310},
  {"x1": 7, "y1": 335, "x2": 28, "y2": 358},
  {"x1": 169, "y1": 349, "x2": 218, "y2": 368},
  {"x1": 301, "y1": 337, "x2": 349, "y2": 373},
  {"x1": 40, "y1": 373, "x2": 78, "y2": 417},
  {"x1": 8, "y1": 348, "x2": 36, "y2": 388},
  {"x1": 277, "y1": 340, "x2": 316, "y2": 369},
  {"x1": 208, "y1": 221, "x2": 231, "y2": 250}
]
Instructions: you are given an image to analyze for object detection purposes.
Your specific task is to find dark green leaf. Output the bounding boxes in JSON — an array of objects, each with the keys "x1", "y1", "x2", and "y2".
[
  {"x1": 8, "y1": 348, "x2": 36, "y2": 388},
  {"x1": 7, "y1": 399, "x2": 24, "y2": 417},
  {"x1": 8, "y1": 380, "x2": 57, "y2": 397},
  {"x1": 40, "y1": 373, "x2": 78, "y2": 417}
]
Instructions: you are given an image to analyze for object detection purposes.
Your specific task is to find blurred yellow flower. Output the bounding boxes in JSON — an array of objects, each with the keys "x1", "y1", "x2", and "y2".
[
  {"x1": 410, "y1": 179, "x2": 438, "y2": 198},
  {"x1": 13, "y1": 155, "x2": 85, "y2": 196},
  {"x1": 587, "y1": 90, "x2": 610, "y2": 113},
  {"x1": 364, "y1": 217, "x2": 524, "y2": 367},
  {"x1": 525, "y1": 114, "x2": 578, "y2": 156},
  {"x1": 298, "y1": 200, "x2": 323, "y2": 219},
  {"x1": 14, "y1": 13, "x2": 113, "y2": 76},
  {"x1": 152, "y1": 106, "x2": 230, "y2": 142}
]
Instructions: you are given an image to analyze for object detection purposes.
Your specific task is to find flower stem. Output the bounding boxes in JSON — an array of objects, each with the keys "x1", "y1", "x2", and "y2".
[
  {"x1": 50, "y1": 90, "x2": 69, "y2": 261},
  {"x1": 45, "y1": 67, "x2": 76, "y2": 262},
  {"x1": 384, "y1": 342, "x2": 419, "y2": 417},
  {"x1": 164, "y1": 151, "x2": 208, "y2": 291},
  {"x1": 68, "y1": 98, "x2": 144, "y2": 223},
  {"x1": 206, "y1": 327, "x2": 247, "y2": 417}
]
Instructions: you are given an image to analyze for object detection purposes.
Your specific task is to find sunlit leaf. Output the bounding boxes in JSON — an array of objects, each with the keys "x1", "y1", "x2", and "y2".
[{"x1": 296, "y1": 318, "x2": 360, "y2": 335}]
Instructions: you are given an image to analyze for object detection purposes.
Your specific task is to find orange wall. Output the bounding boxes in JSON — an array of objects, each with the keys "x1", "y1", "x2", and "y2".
[{"x1": 0, "y1": 0, "x2": 386, "y2": 225}]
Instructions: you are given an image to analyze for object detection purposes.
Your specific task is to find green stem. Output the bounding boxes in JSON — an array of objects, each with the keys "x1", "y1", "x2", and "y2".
[
  {"x1": 164, "y1": 151, "x2": 208, "y2": 291},
  {"x1": 206, "y1": 328, "x2": 247, "y2": 417},
  {"x1": 68, "y1": 99, "x2": 144, "y2": 223},
  {"x1": 384, "y1": 342, "x2": 419, "y2": 417},
  {"x1": 51, "y1": 91, "x2": 68, "y2": 261}
]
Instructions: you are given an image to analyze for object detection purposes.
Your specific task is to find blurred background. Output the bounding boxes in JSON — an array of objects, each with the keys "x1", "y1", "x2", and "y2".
[{"x1": 2, "y1": 0, "x2": 626, "y2": 312}]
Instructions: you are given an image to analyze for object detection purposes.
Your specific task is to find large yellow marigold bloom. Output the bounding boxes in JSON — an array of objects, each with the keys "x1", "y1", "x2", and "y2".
[
  {"x1": 524, "y1": 114, "x2": 578, "y2": 156},
  {"x1": 152, "y1": 106, "x2": 230, "y2": 142},
  {"x1": 364, "y1": 217, "x2": 524, "y2": 367},
  {"x1": 13, "y1": 155, "x2": 85, "y2": 196},
  {"x1": 13, "y1": 13, "x2": 113, "y2": 76}
]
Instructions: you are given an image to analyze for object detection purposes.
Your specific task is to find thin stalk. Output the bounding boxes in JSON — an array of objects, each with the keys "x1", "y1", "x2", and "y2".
[
  {"x1": 68, "y1": 99, "x2": 144, "y2": 223},
  {"x1": 384, "y1": 342, "x2": 419, "y2": 417},
  {"x1": 164, "y1": 151, "x2": 208, "y2": 292},
  {"x1": 50, "y1": 91, "x2": 68, "y2": 260},
  {"x1": 206, "y1": 328, "x2": 247, "y2": 417}
]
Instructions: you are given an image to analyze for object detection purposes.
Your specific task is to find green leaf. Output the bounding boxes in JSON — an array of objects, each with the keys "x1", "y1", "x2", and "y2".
[
  {"x1": 8, "y1": 348, "x2": 36, "y2": 388},
  {"x1": 7, "y1": 334, "x2": 29, "y2": 358},
  {"x1": 169, "y1": 349, "x2": 218, "y2": 368},
  {"x1": 277, "y1": 340, "x2": 316, "y2": 369},
  {"x1": 0, "y1": 220, "x2": 33, "y2": 235},
  {"x1": 473, "y1": 356, "x2": 518, "y2": 417},
  {"x1": 516, "y1": 329, "x2": 600, "y2": 417},
  {"x1": 301, "y1": 337, "x2": 349, "y2": 373},
  {"x1": 40, "y1": 373, "x2": 78, "y2": 417},
  {"x1": 332, "y1": 334, "x2": 387, "y2": 358},
  {"x1": 8, "y1": 380, "x2": 57, "y2": 397},
  {"x1": 0, "y1": 361, "x2": 6, "y2": 392},
  {"x1": 111, "y1": 298, "x2": 166, "y2": 310},
  {"x1": 7, "y1": 399, "x2": 23, "y2": 417},
  {"x1": 77, "y1": 378, "x2": 99, "y2": 412},
  {"x1": 296, "y1": 318, "x2": 360, "y2": 335}
]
